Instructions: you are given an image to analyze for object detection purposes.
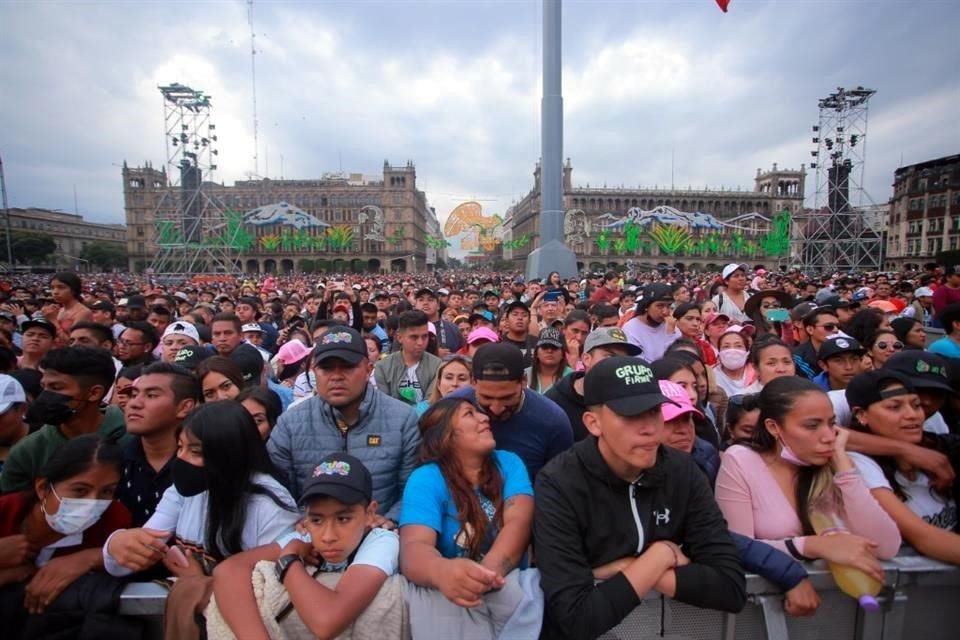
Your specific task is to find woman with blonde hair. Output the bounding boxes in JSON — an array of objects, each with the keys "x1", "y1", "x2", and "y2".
[{"x1": 415, "y1": 355, "x2": 474, "y2": 416}]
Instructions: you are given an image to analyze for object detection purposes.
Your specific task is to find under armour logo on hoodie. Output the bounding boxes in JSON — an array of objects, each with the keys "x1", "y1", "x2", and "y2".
[{"x1": 654, "y1": 508, "x2": 671, "y2": 525}]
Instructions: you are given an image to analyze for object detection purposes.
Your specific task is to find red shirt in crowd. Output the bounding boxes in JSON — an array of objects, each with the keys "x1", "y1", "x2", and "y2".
[{"x1": 0, "y1": 492, "x2": 132, "y2": 560}]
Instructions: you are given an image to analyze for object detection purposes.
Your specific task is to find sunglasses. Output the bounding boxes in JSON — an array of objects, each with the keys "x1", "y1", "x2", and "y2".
[
  {"x1": 876, "y1": 340, "x2": 904, "y2": 351},
  {"x1": 816, "y1": 323, "x2": 838, "y2": 332}
]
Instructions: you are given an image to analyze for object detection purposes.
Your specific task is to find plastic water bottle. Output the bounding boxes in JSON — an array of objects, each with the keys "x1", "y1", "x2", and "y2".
[{"x1": 809, "y1": 494, "x2": 883, "y2": 611}]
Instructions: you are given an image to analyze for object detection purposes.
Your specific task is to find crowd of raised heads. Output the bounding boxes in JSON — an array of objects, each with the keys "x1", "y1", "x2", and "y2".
[{"x1": 0, "y1": 264, "x2": 958, "y2": 639}]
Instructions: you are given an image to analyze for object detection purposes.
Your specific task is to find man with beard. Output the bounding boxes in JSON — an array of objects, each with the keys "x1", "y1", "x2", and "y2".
[
  {"x1": 449, "y1": 343, "x2": 573, "y2": 480},
  {"x1": 622, "y1": 283, "x2": 680, "y2": 361}
]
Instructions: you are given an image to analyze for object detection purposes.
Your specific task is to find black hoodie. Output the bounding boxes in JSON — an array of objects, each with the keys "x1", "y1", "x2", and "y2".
[
  {"x1": 533, "y1": 437, "x2": 745, "y2": 640},
  {"x1": 544, "y1": 371, "x2": 588, "y2": 441}
]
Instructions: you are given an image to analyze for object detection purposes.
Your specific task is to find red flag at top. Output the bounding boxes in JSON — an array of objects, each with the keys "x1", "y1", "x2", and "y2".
[{"x1": 715, "y1": 0, "x2": 730, "y2": 12}]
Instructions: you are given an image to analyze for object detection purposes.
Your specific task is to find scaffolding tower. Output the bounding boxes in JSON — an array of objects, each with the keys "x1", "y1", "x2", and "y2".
[
  {"x1": 792, "y1": 87, "x2": 883, "y2": 273},
  {"x1": 148, "y1": 83, "x2": 239, "y2": 275}
]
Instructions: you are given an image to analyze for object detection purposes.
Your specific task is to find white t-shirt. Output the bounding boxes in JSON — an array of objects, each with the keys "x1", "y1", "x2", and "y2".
[
  {"x1": 713, "y1": 366, "x2": 752, "y2": 399},
  {"x1": 849, "y1": 452, "x2": 959, "y2": 531},
  {"x1": 104, "y1": 473, "x2": 299, "y2": 576},
  {"x1": 274, "y1": 526, "x2": 399, "y2": 577},
  {"x1": 829, "y1": 389, "x2": 949, "y2": 434},
  {"x1": 398, "y1": 363, "x2": 423, "y2": 404},
  {"x1": 621, "y1": 317, "x2": 679, "y2": 362}
]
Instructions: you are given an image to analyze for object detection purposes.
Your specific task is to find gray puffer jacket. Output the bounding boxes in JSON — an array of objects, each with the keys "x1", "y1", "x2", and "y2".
[{"x1": 267, "y1": 385, "x2": 421, "y2": 521}]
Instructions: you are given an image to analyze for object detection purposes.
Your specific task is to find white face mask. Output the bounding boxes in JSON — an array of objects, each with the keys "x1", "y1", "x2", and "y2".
[
  {"x1": 719, "y1": 348, "x2": 749, "y2": 370},
  {"x1": 42, "y1": 485, "x2": 112, "y2": 535}
]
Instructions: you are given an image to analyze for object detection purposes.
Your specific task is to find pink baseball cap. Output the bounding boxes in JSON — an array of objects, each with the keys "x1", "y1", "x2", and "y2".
[
  {"x1": 276, "y1": 339, "x2": 312, "y2": 365},
  {"x1": 428, "y1": 322, "x2": 437, "y2": 336},
  {"x1": 467, "y1": 326, "x2": 499, "y2": 345},
  {"x1": 658, "y1": 380, "x2": 703, "y2": 422},
  {"x1": 703, "y1": 312, "x2": 730, "y2": 327},
  {"x1": 722, "y1": 323, "x2": 757, "y2": 338}
]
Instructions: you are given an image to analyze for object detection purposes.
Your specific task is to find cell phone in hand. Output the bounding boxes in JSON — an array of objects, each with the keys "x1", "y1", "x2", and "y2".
[{"x1": 766, "y1": 308, "x2": 790, "y2": 323}]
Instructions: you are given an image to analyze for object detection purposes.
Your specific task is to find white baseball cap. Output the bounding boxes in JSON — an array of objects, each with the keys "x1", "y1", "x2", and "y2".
[
  {"x1": 241, "y1": 322, "x2": 265, "y2": 334},
  {"x1": 161, "y1": 321, "x2": 200, "y2": 344},
  {"x1": 721, "y1": 263, "x2": 747, "y2": 280},
  {"x1": 0, "y1": 375, "x2": 26, "y2": 414},
  {"x1": 914, "y1": 287, "x2": 934, "y2": 298}
]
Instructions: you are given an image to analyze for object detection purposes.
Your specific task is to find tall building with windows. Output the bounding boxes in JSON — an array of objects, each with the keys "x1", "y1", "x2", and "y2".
[
  {"x1": 885, "y1": 154, "x2": 960, "y2": 270},
  {"x1": 122, "y1": 160, "x2": 439, "y2": 274},
  {"x1": 3, "y1": 207, "x2": 125, "y2": 271},
  {"x1": 505, "y1": 160, "x2": 805, "y2": 271}
]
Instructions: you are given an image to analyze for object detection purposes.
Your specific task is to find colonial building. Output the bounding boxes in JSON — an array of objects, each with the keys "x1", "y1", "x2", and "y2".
[
  {"x1": 122, "y1": 160, "x2": 440, "y2": 274},
  {"x1": 885, "y1": 154, "x2": 960, "y2": 271},
  {"x1": 505, "y1": 160, "x2": 806, "y2": 271},
  {"x1": 4, "y1": 207, "x2": 126, "y2": 270}
]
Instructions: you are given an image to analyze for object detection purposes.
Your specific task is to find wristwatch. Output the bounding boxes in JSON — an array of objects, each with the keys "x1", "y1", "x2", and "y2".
[{"x1": 275, "y1": 553, "x2": 303, "y2": 584}]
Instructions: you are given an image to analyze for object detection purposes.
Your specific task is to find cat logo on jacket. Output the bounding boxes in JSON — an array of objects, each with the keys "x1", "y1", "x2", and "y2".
[{"x1": 367, "y1": 435, "x2": 382, "y2": 447}]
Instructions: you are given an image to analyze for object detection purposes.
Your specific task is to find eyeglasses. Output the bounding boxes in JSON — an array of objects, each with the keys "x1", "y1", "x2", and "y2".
[
  {"x1": 876, "y1": 341, "x2": 904, "y2": 351},
  {"x1": 443, "y1": 354, "x2": 472, "y2": 365}
]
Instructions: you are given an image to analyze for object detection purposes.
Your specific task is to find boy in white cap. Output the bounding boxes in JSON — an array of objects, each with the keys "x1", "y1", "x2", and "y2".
[{"x1": 160, "y1": 321, "x2": 201, "y2": 364}]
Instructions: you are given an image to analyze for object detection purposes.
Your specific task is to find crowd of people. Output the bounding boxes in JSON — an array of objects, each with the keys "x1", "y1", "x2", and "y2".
[{"x1": 0, "y1": 262, "x2": 958, "y2": 639}]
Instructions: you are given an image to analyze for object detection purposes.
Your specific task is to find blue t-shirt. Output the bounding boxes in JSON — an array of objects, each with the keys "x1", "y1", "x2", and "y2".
[
  {"x1": 449, "y1": 386, "x2": 574, "y2": 480},
  {"x1": 400, "y1": 450, "x2": 533, "y2": 563},
  {"x1": 929, "y1": 337, "x2": 960, "y2": 359}
]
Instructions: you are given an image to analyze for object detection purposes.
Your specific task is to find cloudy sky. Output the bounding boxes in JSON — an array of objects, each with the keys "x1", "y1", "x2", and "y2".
[{"x1": 2, "y1": 0, "x2": 958, "y2": 255}]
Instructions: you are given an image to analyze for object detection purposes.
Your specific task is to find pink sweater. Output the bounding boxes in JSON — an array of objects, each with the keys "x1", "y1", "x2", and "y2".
[{"x1": 715, "y1": 445, "x2": 901, "y2": 559}]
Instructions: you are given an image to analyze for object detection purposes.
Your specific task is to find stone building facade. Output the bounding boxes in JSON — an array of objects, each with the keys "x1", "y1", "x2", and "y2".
[
  {"x1": 505, "y1": 160, "x2": 806, "y2": 271},
  {"x1": 885, "y1": 154, "x2": 960, "y2": 270},
  {"x1": 3, "y1": 207, "x2": 126, "y2": 270},
  {"x1": 122, "y1": 161, "x2": 441, "y2": 274}
]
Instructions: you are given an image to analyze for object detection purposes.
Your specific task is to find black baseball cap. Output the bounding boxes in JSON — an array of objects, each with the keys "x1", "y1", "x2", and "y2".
[
  {"x1": 845, "y1": 370, "x2": 916, "y2": 411},
  {"x1": 299, "y1": 453, "x2": 373, "y2": 506},
  {"x1": 20, "y1": 318, "x2": 56, "y2": 338},
  {"x1": 504, "y1": 300, "x2": 530, "y2": 315},
  {"x1": 584, "y1": 356, "x2": 675, "y2": 417},
  {"x1": 414, "y1": 287, "x2": 436, "y2": 299},
  {"x1": 126, "y1": 295, "x2": 146, "y2": 310},
  {"x1": 536, "y1": 327, "x2": 564, "y2": 349},
  {"x1": 636, "y1": 283, "x2": 673, "y2": 313},
  {"x1": 883, "y1": 351, "x2": 954, "y2": 394},
  {"x1": 819, "y1": 294, "x2": 860, "y2": 311},
  {"x1": 817, "y1": 336, "x2": 865, "y2": 361},
  {"x1": 472, "y1": 343, "x2": 525, "y2": 381},
  {"x1": 90, "y1": 300, "x2": 116, "y2": 312},
  {"x1": 173, "y1": 344, "x2": 211, "y2": 370},
  {"x1": 230, "y1": 343, "x2": 265, "y2": 385},
  {"x1": 312, "y1": 326, "x2": 368, "y2": 365}
]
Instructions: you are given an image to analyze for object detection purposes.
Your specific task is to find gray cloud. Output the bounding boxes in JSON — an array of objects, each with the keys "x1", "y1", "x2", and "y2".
[{"x1": 1, "y1": 0, "x2": 957, "y2": 258}]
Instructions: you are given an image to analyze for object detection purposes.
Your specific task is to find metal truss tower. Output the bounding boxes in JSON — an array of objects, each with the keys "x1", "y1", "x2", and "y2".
[
  {"x1": 792, "y1": 87, "x2": 883, "y2": 273},
  {"x1": 148, "y1": 83, "x2": 238, "y2": 275}
]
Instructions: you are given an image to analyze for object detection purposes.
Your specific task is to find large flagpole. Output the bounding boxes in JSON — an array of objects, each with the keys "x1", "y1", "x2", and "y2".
[{"x1": 526, "y1": 0, "x2": 578, "y2": 280}]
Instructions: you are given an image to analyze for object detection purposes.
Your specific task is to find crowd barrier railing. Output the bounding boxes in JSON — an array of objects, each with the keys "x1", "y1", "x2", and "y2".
[{"x1": 119, "y1": 550, "x2": 960, "y2": 640}]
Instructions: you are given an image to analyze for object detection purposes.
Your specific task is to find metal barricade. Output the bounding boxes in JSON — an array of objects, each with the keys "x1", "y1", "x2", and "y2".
[{"x1": 120, "y1": 553, "x2": 960, "y2": 639}]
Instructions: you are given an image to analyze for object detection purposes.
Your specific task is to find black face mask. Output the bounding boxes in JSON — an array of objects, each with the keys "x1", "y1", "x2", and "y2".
[
  {"x1": 172, "y1": 457, "x2": 208, "y2": 497},
  {"x1": 26, "y1": 390, "x2": 77, "y2": 426}
]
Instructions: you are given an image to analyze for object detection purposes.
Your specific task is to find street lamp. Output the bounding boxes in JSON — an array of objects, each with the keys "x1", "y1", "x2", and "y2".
[{"x1": 0, "y1": 152, "x2": 13, "y2": 269}]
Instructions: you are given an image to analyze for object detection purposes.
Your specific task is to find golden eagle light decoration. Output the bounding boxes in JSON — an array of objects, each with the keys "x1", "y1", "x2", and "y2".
[{"x1": 443, "y1": 201, "x2": 505, "y2": 253}]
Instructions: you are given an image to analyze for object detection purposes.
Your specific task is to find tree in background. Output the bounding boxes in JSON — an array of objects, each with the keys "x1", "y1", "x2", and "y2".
[
  {"x1": 79, "y1": 240, "x2": 128, "y2": 271},
  {"x1": 0, "y1": 231, "x2": 57, "y2": 265}
]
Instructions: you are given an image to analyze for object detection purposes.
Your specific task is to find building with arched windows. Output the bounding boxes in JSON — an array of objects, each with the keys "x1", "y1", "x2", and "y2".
[
  {"x1": 505, "y1": 160, "x2": 806, "y2": 272},
  {"x1": 122, "y1": 160, "x2": 441, "y2": 274}
]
